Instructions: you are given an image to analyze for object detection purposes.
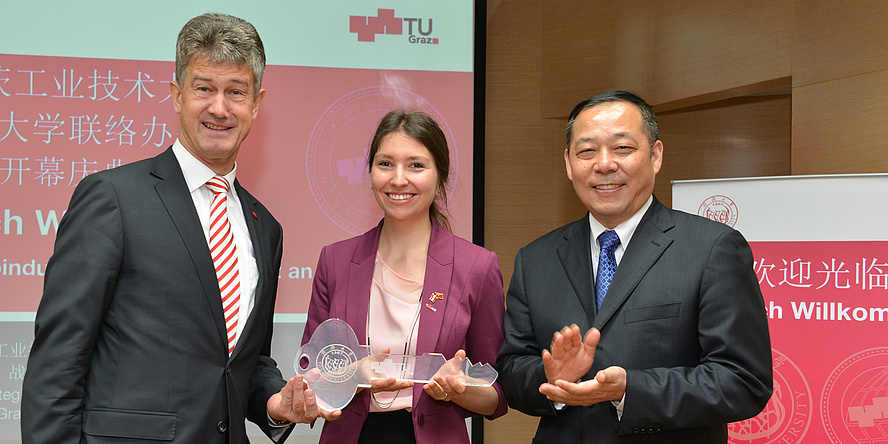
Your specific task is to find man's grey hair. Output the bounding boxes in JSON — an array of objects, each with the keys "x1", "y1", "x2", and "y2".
[
  {"x1": 565, "y1": 90, "x2": 659, "y2": 149},
  {"x1": 175, "y1": 13, "x2": 266, "y2": 95}
]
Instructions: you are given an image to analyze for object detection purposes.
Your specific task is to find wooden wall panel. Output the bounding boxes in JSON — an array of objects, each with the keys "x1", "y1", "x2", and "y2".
[
  {"x1": 540, "y1": 0, "x2": 792, "y2": 117},
  {"x1": 792, "y1": 71, "x2": 888, "y2": 174},
  {"x1": 792, "y1": 0, "x2": 888, "y2": 174},
  {"x1": 484, "y1": 1, "x2": 550, "y2": 441},
  {"x1": 484, "y1": 0, "x2": 554, "y2": 287},
  {"x1": 540, "y1": 0, "x2": 649, "y2": 115},
  {"x1": 656, "y1": 95, "x2": 792, "y2": 208},
  {"x1": 794, "y1": 1, "x2": 888, "y2": 88}
]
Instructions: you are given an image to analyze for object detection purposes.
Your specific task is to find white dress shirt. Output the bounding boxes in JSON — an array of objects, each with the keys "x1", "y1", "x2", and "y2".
[
  {"x1": 172, "y1": 140, "x2": 258, "y2": 351},
  {"x1": 585, "y1": 195, "x2": 654, "y2": 419},
  {"x1": 588, "y1": 196, "x2": 653, "y2": 277}
]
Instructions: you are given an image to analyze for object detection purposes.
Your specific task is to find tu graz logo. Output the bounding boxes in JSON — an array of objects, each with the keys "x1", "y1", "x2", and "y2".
[{"x1": 349, "y1": 8, "x2": 438, "y2": 44}]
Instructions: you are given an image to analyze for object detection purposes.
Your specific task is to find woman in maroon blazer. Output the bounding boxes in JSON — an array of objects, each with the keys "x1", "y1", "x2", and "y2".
[{"x1": 302, "y1": 111, "x2": 508, "y2": 443}]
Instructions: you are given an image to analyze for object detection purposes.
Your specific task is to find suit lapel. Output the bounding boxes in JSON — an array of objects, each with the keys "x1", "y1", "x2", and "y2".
[
  {"x1": 416, "y1": 221, "x2": 453, "y2": 354},
  {"x1": 556, "y1": 217, "x2": 597, "y2": 322},
  {"x1": 151, "y1": 149, "x2": 228, "y2": 350},
  {"x1": 347, "y1": 222, "x2": 381, "y2": 345},
  {"x1": 232, "y1": 181, "x2": 263, "y2": 358},
  {"x1": 594, "y1": 199, "x2": 674, "y2": 329}
]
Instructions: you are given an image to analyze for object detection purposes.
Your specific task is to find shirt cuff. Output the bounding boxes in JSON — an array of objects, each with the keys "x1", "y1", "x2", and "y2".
[
  {"x1": 267, "y1": 411, "x2": 293, "y2": 428},
  {"x1": 553, "y1": 378, "x2": 583, "y2": 411},
  {"x1": 611, "y1": 392, "x2": 626, "y2": 420}
]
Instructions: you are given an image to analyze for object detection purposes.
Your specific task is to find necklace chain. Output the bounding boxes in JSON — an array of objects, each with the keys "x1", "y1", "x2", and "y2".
[{"x1": 367, "y1": 294, "x2": 422, "y2": 410}]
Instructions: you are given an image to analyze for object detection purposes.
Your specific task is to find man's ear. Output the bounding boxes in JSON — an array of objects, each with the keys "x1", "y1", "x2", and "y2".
[
  {"x1": 169, "y1": 81, "x2": 183, "y2": 114},
  {"x1": 564, "y1": 148, "x2": 573, "y2": 181},
  {"x1": 651, "y1": 139, "x2": 663, "y2": 174},
  {"x1": 251, "y1": 88, "x2": 267, "y2": 119}
]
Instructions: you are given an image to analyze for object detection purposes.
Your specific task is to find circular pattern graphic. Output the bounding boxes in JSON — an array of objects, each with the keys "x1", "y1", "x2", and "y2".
[
  {"x1": 822, "y1": 348, "x2": 888, "y2": 443},
  {"x1": 306, "y1": 86, "x2": 459, "y2": 234},
  {"x1": 729, "y1": 348, "x2": 812, "y2": 443},
  {"x1": 317, "y1": 344, "x2": 358, "y2": 383},
  {"x1": 698, "y1": 195, "x2": 739, "y2": 227}
]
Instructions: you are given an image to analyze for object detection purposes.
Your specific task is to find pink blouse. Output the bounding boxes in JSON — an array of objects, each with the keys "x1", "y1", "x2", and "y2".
[{"x1": 367, "y1": 253, "x2": 422, "y2": 412}]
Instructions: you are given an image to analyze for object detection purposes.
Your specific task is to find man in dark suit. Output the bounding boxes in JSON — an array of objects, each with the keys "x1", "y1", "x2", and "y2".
[
  {"x1": 21, "y1": 13, "x2": 337, "y2": 443},
  {"x1": 496, "y1": 91, "x2": 772, "y2": 443}
]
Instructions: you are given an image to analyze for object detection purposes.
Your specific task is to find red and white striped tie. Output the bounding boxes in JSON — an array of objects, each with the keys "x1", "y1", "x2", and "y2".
[{"x1": 206, "y1": 176, "x2": 240, "y2": 355}]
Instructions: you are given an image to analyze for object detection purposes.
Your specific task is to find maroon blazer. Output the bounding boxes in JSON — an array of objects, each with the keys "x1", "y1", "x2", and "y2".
[{"x1": 302, "y1": 220, "x2": 508, "y2": 443}]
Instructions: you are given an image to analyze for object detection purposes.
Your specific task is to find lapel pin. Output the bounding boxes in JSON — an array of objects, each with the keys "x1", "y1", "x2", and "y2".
[
  {"x1": 252, "y1": 211, "x2": 258, "y2": 220},
  {"x1": 429, "y1": 292, "x2": 444, "y2": 303},
  {"x1": 425, "y1": 303, "x2": 437, "y2": 312}
]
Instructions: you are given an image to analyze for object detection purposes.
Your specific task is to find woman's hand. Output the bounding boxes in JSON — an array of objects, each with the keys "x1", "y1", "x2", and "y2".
[
  {"x1": 356, "y1": 347, "x2": 414, "y2": 393},
  {"x1": 423, "y1": 349, "x2": 468, "y2": 402}
]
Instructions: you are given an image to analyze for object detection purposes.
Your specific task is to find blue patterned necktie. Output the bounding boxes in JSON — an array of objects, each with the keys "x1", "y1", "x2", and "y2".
[{"x1": 596, "y1": 230, "x2": 620, "y2": 310}]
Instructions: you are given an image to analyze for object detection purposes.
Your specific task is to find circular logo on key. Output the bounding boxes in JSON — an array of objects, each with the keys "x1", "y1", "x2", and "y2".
[{"x1": 317, "y1": 344, "x2": 358, "y2": 383}]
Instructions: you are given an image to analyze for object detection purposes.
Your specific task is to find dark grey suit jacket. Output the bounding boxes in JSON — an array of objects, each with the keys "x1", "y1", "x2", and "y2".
[
  {"x1": 496, "y1": 197, "x2": 772, "y2": 443},
  {"x1": 22, "y1": 148, "x2": 290, "y2": 444}
]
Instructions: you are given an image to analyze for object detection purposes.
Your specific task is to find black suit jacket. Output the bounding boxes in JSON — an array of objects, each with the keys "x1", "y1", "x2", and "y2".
[
  {"x1": 22, "y1": 148, "x2": 290, "y2": 443},
  {"x1": 496, "y1": 197, "x2": 772, "y2": 443}
]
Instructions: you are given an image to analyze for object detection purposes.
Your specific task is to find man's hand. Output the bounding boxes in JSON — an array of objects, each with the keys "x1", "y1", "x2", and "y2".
[
  {"x1": 539, "y1": 365, "x2": 627, "y2": 407},
  {"x1": 267, "y1": 374, "x2": 341, "y2": 424},
  {"x1": 542, "y1": 325, "x2": 600, "y2": 384}
]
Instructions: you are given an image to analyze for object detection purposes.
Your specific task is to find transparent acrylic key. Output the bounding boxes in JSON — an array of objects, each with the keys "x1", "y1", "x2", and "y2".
[{"x1": 294, "y1": 318, "x2": 498, "y2": 411}]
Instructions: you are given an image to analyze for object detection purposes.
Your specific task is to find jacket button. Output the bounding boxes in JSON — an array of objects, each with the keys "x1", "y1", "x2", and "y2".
[
  {"x1": 226, "y1": 365, "x2": 232, "y2": 374},
  {"x1": 417, "y1": 414, "x2": 424, "y2": 426},
  {"x1": 217, "y1": 421, "x2": 227, "y2": 433}
]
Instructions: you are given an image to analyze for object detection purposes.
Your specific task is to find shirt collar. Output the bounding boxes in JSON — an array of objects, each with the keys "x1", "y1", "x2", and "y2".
[
  {"x1": 171, "y1": 139, "x2": 238, "y2": 193},
  {"x1": 588, "y1": 195, "x2": 653, "y2": 249}
]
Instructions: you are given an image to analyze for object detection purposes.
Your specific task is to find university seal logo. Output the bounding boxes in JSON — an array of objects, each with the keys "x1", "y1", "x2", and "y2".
[
  {"x1": 728, "y1": 348, "x2": 811, "y2": 443},
  {"x1": 317, "y1": 344, "x2": 358, "y2": 384},
  {"x1": 822, "y1": 348, "x2": 888, "y2": 443},
  {"x1": 698, "y1": 195, "x2": 739, "y2": 227}
]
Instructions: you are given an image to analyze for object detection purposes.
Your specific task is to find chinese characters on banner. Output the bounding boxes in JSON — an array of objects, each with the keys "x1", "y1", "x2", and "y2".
[
  {"x1": 734, "y1": 241, "x2": 888, "y2": 444},
  {"x1": 1, "y1": 54, "x2": 176, "y2": 186},
  {"x1": 1, "y1": 54, "x2": 176, "y2": 316}
]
